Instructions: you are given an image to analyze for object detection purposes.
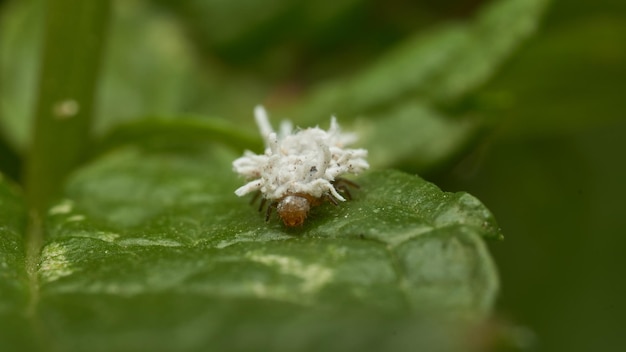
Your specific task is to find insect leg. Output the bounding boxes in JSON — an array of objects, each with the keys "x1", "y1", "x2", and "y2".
[
  {"x1": 250, "y1": 191, "x2": 261, "y2": 205},
  {"x1": 258, "y1": 197, "x2": 267, "y2": 212},
  {"x1": 325, "y1": 194, "x2": 339, "y2": 206},
  {"x1": 333, "y1": 178, "x2": 359, "y2": 200},
  {"x1": 336, "y1": 177, "x2": 360, "y2": 189},
  {"x1": 265, "y1": 201, "x2": 277, "y2": 222}
]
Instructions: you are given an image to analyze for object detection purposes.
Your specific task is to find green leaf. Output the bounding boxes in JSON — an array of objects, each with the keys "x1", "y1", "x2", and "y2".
[
  {"x1": 0, "y1": 0, "x2": 43, "y2": 151},
  {"x1": 23, "y1": 138, "x2": 498, "y2": 349},
  {"x1": 1, "y1": 0, "x2": 549, "y2": 176},
  {"x1": 151, "y1": 0, "x2": 297, "y2": 60},
  {"x1": 24, "y1": 0, "x2": 110, "y2": 212},
  {"x1": 0, "y1": 0, "x2": 204, "y2": 152},
  {"x1": 0, "y1": 174, "x2": 34, "y2": 350},
  {"x1": 1, "y1": 121, "x2": 501, "y2": 349},
  {"x1": 354, "y1": 101, "x2": 482, "y2": 171},
  {"x1": 288, "y1": 0, "x2": 549, "y2": 121},
  {"x1": 153, "y1": 0, "x2": 372, "y2": 64},
  {"x1": 275, "y1": 0, "x2": 548, "y2": 172},
  {"x1": 94, "y1": 0, "x2": 204, "y2": 134},
  {"x1": 478, "y1": 15, "x2": 626, "y2": 138},
  {"x1": 93, "y1": 115, "x2": 262, "y2": 157}
]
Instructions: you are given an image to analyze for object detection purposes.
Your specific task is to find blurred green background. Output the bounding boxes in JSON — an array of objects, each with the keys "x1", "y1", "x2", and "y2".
[
  {"x1": 1, "y1": 0, "x2": 625, "y2": 351},
  {"x1": 439, "y1": 0, "x2": 626, "y2": 351},
  {"x1": 441, "y1": 0, "x2": 626, "y2": 351}
]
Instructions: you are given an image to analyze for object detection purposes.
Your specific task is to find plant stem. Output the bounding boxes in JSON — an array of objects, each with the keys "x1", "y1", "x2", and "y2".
[{"x1": 24, "y1": 0, "x2": 110, "y2": 213}]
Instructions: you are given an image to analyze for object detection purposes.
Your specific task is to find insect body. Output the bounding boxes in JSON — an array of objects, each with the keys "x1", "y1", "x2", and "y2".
[
  {"x1": 275, "y1": 193, "x2": 316, "y2": 227},
  {"x1": 232, "y1": 106, "x2": 369, "y2": 227}
]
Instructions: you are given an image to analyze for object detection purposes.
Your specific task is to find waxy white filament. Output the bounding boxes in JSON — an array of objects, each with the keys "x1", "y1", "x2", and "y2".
[{"x1": 233, "y1": 106, "x2": 369, "y2": 202}]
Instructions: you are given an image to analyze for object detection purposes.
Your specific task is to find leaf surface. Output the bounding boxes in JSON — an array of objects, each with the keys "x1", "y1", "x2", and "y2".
[
  {"x1": 25, "y1": 138, "x2": 500, "y2": 350},
  {"x1": 0, "y1": 175, "x2": 33, "y2": 350}
]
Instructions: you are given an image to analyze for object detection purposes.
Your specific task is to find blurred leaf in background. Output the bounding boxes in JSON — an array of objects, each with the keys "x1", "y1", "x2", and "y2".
[
  {"x1": 1, "y1": 0, "x2": 548, "y2": 173},
  {"x1": 438, "y1": 0, "x2": 626, "y2": 351},
  {"x1": 0, "y1": 0, "x2": 206, "y2": 153}
]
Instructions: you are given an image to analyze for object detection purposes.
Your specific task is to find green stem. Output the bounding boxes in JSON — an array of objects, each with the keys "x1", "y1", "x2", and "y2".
[{"x1": 24, "y1": 0, "x2": 110, "y2": 213}]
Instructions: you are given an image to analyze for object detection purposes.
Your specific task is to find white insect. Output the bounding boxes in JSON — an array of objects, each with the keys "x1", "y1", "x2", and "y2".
[{"x1": 233, "y1": 105, "x2": 369, "y2": 227}]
